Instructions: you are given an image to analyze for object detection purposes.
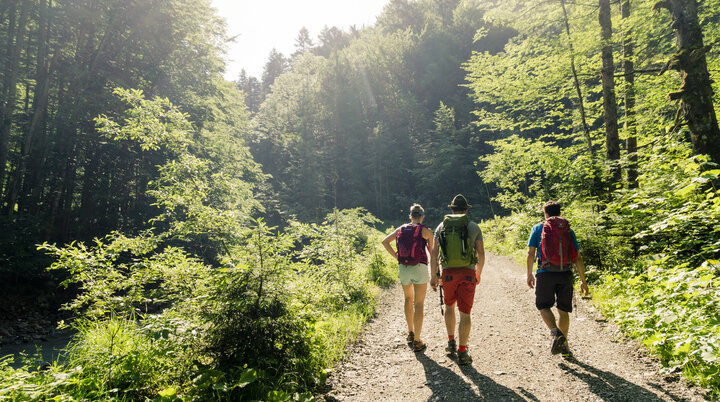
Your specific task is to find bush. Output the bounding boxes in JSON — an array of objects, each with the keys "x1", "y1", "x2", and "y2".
[{"x1": 594, "y1": 261, "x2": 720, "y2": 396}]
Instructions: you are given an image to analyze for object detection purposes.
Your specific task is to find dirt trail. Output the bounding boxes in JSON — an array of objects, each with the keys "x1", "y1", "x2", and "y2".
[{"x1": 321, "y1": 253, "x2": 705, "y2": 401}]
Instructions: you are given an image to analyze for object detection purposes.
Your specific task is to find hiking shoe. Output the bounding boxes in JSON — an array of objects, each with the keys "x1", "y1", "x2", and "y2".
[
  {"x1": 550, "y1": 328, "x2": 565, "y2": 355},
  {"x1": 407, "y1": 331, "x2": 414, "y2": 345},
  {"x1": 413, "y1": 340, "x2": 427, "y2": 353},
  {"x1": 558, "y1": 335, "x2": 571, "y2": 357},
  {"x1": 446, "y1": 339, "x2": 457, "y2": 356},
  {"x1": 458, "y1": 350, "x2": 473, "y2": 365}
]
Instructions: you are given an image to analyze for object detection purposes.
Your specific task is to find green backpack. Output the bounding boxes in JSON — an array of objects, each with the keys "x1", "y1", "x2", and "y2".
[{"x1": 438, "y1": 214, "x2": 477, "y2": 268}]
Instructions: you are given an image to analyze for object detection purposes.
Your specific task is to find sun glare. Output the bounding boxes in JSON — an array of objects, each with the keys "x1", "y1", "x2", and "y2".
[{"x1": 211, "y1": 0, "x2": 390, "y2": 79}]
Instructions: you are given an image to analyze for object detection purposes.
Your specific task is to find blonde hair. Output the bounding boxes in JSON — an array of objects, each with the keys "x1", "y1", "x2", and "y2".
[{"x1": 409, "y1": 203, "x2": 424, "y2": 216}]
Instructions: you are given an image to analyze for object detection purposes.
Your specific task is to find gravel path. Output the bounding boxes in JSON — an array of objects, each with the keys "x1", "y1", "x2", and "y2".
[{"x1": 320, "y1": 253, "x2": 706, "y2": 401}]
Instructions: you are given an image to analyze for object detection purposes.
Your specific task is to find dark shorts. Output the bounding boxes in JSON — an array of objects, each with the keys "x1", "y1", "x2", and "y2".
[
  {"x1": 535, "y1": 271, "x2": 574, "y2": 312},
  {"x1": 442, "y1": 268, "x2": 477, "y2": 314}
]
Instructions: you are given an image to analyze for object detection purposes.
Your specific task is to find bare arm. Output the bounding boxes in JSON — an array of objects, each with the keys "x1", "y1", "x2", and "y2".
[
  {"x1": 575, "y1": 252, "x2": 590, "y2": 296},
  {"x1": 381, "y1": 228, "x2": 400, "y2": 260},
  {"x1": 422, "y1": 226, "x2": 434, "y2": 255},
  {"x1": 430, "y1": 239, "x2": 440, "y2": 291},
  {"x1": 423, "y1": 226, "x2": 433, "y2": 250},
  {"x1": 475, "y1": 239, "x2": 485, "y2": 281},
  {"x1": 526, "y1": 247, "x2": 536, "y2": 288}
]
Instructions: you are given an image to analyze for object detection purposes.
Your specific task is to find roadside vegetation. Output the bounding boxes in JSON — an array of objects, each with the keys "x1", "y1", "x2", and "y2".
[{"x1": 0, "y1": 91, "x2": 397, "y2": 400}]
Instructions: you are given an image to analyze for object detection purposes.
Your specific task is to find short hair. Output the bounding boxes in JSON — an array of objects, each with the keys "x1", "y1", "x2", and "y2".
[
  {"x1": 409, "y1": 203, "x2": 424, "y2": 216},
  {"x1": 543, "y1": 201, "x2": 561, "y2": 217},
  {"x1": 450, "y1": 207, "x2": 468, "y2": 214}
]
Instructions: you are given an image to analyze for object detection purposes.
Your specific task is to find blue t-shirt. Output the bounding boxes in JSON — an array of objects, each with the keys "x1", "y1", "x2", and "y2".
[{"x1": 527, "y1": 222, "x2": 580, "y2": 274}]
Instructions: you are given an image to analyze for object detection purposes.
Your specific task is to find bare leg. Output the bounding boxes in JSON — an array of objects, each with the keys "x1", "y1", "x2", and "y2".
[
  {"x1": 539, "y1": 308, "x2": 557, "y2": 330},
  {"x1": 402, "y1": 284, "x2": 414, "y2": 333},
  {"x1": 444, "y1": 302, "x2": 456, "y2": 338},
  {"x1": 413, "y1": 283, "x2": 427, "y2": 342},
  {"x1": 458, "y1": 312, "x2": 472, "y2": 346},
  {"x1": 558, "y1": 309, "x2": 570, "y2": 337}
]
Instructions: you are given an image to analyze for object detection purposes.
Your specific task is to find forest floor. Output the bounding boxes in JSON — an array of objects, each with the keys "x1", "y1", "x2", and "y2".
[{"x1": 319, "y1": 253, "x2": 707, "y2": 401}]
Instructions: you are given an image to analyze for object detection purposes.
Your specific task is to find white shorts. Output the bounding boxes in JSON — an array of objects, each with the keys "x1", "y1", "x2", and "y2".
[{"x1": 399, "y1": 263, "x2": 429, "y2": 285}]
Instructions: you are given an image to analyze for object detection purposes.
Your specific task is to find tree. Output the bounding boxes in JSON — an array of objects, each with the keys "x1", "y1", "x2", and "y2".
[
  {"x1": 237, "y1": 69, "x2": 262, "y2": 113},
  {"x1": 560, "y1": 0, "x2": 593, "y2": 158},
  {"x1": 599, "y1": 0, "x2": 621, "y2": 185},
  {"x1": 292, "y1": 27, "x2": 314, "y2": 58},
  {"x1": 315, "y1": 26, "x2": 350, "y2": 57},
  {"x1": 0, "y1": 0, "x2": 30, "y2": 198},
  {"x1": 653, "y1": 0, "x2": 720, "y2": 162},
  {"x1": 621, "y1": 0, "x2": 638, "y2": 188},
  {"x1": 6, "y1": 0, "x2": 51, "y2": 215},
  {"x1": 261, "y1": 49, "x2": 288, "y2": 95}
]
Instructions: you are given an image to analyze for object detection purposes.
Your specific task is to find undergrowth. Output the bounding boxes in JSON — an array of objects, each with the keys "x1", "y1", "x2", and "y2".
[{"x1": 0, "y1": 209, "x2": 397, "y2": 401}]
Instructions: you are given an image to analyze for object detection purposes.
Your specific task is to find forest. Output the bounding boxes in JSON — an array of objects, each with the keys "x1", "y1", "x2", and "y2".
[{"x1": 0, "y1": 0, "x2": 719, "y2": 400}]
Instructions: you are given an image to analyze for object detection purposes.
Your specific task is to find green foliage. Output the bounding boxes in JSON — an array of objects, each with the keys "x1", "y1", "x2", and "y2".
[
  {"x1": 17, "y1": 210, "x2": 392, "y2": 400},
  {"x1": 64, "y1": 316, "x2": 168, "y2": 399},
  {"x1": 250, "y1": 0, "x2": 506, "y2": 221},
  {"x1": 479, "y1": 211, "x2": 536, "y2": 263},
  {"x1": 479, "y1": 135, "x2": 599, "y2": 211},
  {"x1": 594, "y1": 261, "x2": 720, "y2": 396},
  {"x1": 606, "y1": 144, "x2": 720, "y2": 268},
  {"x1": 0, "y1": 85, "x2": 399, "y2": 400},
  {"x1": 40, "y1": 232, "x2": 211, "y2": 320}
]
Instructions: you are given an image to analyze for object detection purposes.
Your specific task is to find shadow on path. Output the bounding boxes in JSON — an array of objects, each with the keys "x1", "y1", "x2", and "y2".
[
  {"x1": 559, "y1": 357, "x2": 685, "y2": 401},
  {"x1": 415, "y1": 353, "x2": 531, "y2": 401}
]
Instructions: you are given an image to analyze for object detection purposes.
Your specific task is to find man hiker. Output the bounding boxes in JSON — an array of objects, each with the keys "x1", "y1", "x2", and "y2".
[
  {"x1": 382, "y1": 203, "x2": 433, "y2": 352},
  {"x1": 526, "y1": 200, "x2": 589, "y2": 357},
  {"x1": 430, "y1": 194, "x2": 485, "y2": 365}
]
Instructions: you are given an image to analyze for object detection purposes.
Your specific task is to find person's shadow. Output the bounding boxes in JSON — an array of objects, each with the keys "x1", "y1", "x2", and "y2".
[
  {"x1": 415, "y1": 352, "x2": 533, "y2": 401},
  {"x1": 559, "y1": 357, "x2": 685, "y2": 401}
]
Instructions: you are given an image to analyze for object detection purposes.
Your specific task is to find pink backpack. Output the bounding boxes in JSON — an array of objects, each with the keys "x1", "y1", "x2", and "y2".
[
  {"x1": 396, "y1": 224, "x2": 427, "y2": 265},
  {"x1": 540, "y1": 217, "x2": 578, "y2": 271}
]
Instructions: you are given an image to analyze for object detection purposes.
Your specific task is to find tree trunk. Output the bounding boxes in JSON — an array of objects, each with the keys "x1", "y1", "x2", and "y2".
[
  {"x1": 79, "y1": 142, "x2": 100, "y2": 235},
  {"x1": 7, "y1": 0, "x2": 51, "y2": 215},
  {"x1": 560, "y1": 0, "x2": 594, "y2": 158},
  {"x1": 654, "y1": 0, "x2": 720, "y2": 161},
  {"x1": 0, "y1": 0, "x2": 30, "y2": 200},
  {"x1": 599, "y1": 0, "x2": 621, "y2": 186},
  {"x1": 621, "y1": 0, "x2": 638, "y2": 189},
  {"x1": 0, "y1": 1, "x2": 17, "y2": 96}
]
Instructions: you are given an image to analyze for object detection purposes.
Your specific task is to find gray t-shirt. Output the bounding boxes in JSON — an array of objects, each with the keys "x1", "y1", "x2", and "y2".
[{"x1": 434, "y1": 219, "x2": 483, "y2": 269}]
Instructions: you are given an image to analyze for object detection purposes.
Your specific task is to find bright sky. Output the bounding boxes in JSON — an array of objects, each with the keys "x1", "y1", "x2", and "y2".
[{"x1": 211, "y1": 0, "x2": 391, "y2": 81}]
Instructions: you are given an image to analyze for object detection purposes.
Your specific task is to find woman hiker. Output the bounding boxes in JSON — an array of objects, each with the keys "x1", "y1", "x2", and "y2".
[{"x1": 382, "y1": 204, "x2": 433, "y2": 352}]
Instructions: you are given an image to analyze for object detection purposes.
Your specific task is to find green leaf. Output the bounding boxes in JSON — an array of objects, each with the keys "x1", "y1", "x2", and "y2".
[
  {"x1": 158, "y1": 387, "x2": 177, "y2": 397},
  {"x1": 701, "y1": 350, "x2": 717, "y2": 363},
  {"x1": 236, "y1": 368, "x2": 258, "y2": 388}
]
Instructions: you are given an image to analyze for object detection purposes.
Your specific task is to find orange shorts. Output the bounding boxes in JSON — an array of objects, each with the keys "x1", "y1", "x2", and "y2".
[{"x1": 441, "y1": 268, "x2": 477, "y2": 314}]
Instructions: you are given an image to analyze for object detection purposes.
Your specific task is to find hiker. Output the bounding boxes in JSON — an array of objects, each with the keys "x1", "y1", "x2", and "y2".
[
  {"x1": 526, "y1": 200, "x2": 589, "y2": 357},
  {"x1": 382, "y1": 203, "x2": 433, "y2": 352},
  {"x1": 430, "y1": 194, "x2": 485, "y2": 365}
]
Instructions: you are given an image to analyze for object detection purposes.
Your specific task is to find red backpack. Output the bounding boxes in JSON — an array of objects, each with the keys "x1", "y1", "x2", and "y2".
[
  {"x1": 540, "y1": 217, "x2": 578, "y2": 271},
  {"x1": 396, "y1": 224, "x2": 427, "y2": 265}
]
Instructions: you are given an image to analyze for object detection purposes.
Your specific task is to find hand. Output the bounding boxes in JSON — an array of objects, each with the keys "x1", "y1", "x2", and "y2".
[
  {"x1": 430, "y1": 275, "x2": 439, "y2": 291},
  {"x1": 526, "y1": 274, "x2": 535, "y2": 289},
  {"x1": 580, "y1": 282, "x2": 590, "y2": 297}
]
